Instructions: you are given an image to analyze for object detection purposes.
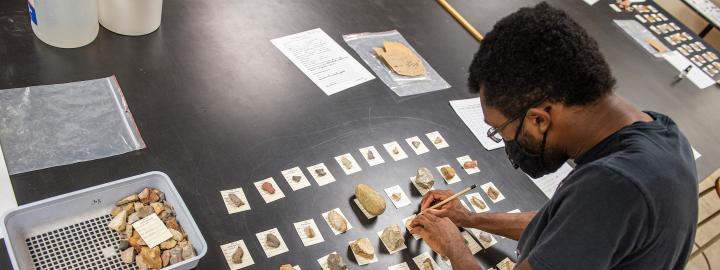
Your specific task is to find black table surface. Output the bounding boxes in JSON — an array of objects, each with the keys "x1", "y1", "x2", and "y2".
[{"x1": 1, "y1": 0, "x2": 718, "y2": 269}]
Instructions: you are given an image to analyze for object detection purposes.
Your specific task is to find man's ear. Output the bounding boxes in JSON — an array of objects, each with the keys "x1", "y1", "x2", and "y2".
[{"x1": 525, "y1": 105, "x2": 552, "y2": 134}]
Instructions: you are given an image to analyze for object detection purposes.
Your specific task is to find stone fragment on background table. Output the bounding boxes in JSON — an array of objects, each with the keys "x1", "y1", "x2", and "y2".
[
  {"x1": 327, "y1": 210, "x2": 348, "y2": 232},
  {"x1": 266, "y1": 233, "x2": 281, "y2": 248},
  {"x1": 228, "y1": 193, "x2": 245, "y2": 207},
  {"x1": 262, "y1": 181, "x2": 276, "y2": 194},
  {"x1": 392, "y1": 147, "x2": 400, "y2": 155},
  {"x1": 327, "y1": 253, "x2": 347, "y2": 270},
  {"x1": 116, "y1": 194, "x2": 139, "y2": 206},
  {"x1": 108, "y1": 210, "x2": 127, "y2": 232},
  {"x1": 380, "y1": 225, "x2": 403, "y2": 251},
  {"x1": 232, "y1": 246, "x2": 244, "y2": 264},
  {"x1": 120, "y1": 247, "x2": 135, "y2": 264},
  {"x1": 391, "y1": 193, "x2": 401, "y2": 202},
  {"x1": 440, "y1": 166, "x2": 456, "y2": 180},
  {"x1": 355, "y1": 184, "x2": 386, "y2": 216},
  {"x1": 433, "y1": 136, "x2": 444, "y2": 144},
  {"x1": 350, "y1": 237, "x2": 375, "y2": 259},
  {"x1": 415, "y1": 168, "x2": 434, "y2": 189}
]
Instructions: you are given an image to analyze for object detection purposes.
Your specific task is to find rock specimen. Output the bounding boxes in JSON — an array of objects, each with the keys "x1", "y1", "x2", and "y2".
[
  {"x1": 392, "y1": 147, "x2": 400, "y2": 155},
  {"x1": 380, "y1": 225, "x2": 404, "y2": 251},
  {"x1": 262, "y1": 181, "x2": 276, "y2": 194},
  {"x1": 291, "y1": 175, "x2": 302, "y2": 182},
  {"x1": 422, "y1": 258, "x2": 435, "y2": 270},
  {"x1": 266, "y1": 233, "x2": 281, "y2": 248},
  {"x1": 280, "y1": 265, "x2": 294, "y2": 270},
  {"x1": 315, "y1": 168, "x2": 327, "y2": 177},
  {"x1": 350, "y1": 237, "x2": 375, "y2": 260},
  {"x1": 471, "y1": 196, "x2": 486, "y2": 210},
  {"x1": 391, "y1": 193, "x2": 402, "y2": 202},
  {"x1": 108, "y1": 210, "x2": 127, "y2": 232},
  {"x1": 304, "y1": 226, "x2": 315, "y2": 238},
  {"x1": 412, "y1": 141, "x2": 421, "y2": 148},
  {"x1": 327, "y1": 210, "x2": 348, "y2": 232},
  {"x1": 374, "y1": 41, "x2": 426, "y2": 76},
  {"x1": 327, "y1": 253, "x2": 347, "y2": 270},
  {"x1": 110, "y1": 187, "x2": 195, "y2": 269},
  {"x1": 415, "y1": 168, "x2": 435, "y2": 189},
  {"x1": 486, "y1": 186, "x2": 500, "y2": 200},
  {"x1": 463, "y1": 160, "x2": 478, "y2": 169},
  {"x1": 340, "y1": 156, "x2": 353, "y2": 169},
  {"x1": 355, "y1": 184, "x2": 386, "y2": 216},
  {"x1": 440, "y1": 166, "x2": 456, "y2": 180},
  {"x1": 433, "y1": 136, "x2": 444, "y2": 144},
  {"x1": 476, "y1": 231, "x2": 493, "y2": 243},
  {"x1": 231, "y1": 246, "x2": 244, "y2": 264},
  {"x1": 229, "y1": 193, "x2": 245, "y2": 207},
  {"x1": 367, "y1": 150, "x2": 375, "y2": 160}
]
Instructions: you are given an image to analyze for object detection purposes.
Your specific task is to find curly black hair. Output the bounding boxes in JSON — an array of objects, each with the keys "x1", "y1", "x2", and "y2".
[{"x1": 468, "y1": 2, "x2": 615, "y2": 118}]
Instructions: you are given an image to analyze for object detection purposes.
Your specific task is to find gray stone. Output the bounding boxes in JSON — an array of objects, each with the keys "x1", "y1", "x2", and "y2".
[
  {"x1": 415, "y1": 167, "x2": 435, "y2": 190},
  {"x1": 340, "y1": 156, "x2": 353, "y2": 169},
  {"x1": 118, "y1": 238, "x2": 129, "y2": 250},
  {"x1": 380, "y1": 225, "x2": 403, "y2": 251},
  {"x1": 412, "y1": 141, "x2": 421, "y2": 148},
  {"x1": 266, "y1": 233, "x2": 281, "y2": 248},
  {"x1": 367, "y1": 150, "x2": 375, "y2": 160},
  {"x1": 231, "y1": 246, "x2": 244, "y2": 264},
  {"x1": 181, "y1": 241, "x2": 195, "y2": 260},
  {"x1": 315, "y1": 168, "x2": 327, "y2": 177},
  {"x1": 291, "y1": 175, "x2": 302, "y2": 182},
  {"x1": 327, "y1": 253, "x2": 347, "y2": 270},
  {"x1": 228, "y1": 193, "x2": 245, "y2": 207},
  {"x1": 169, "y1": 247, "x2": 183, "y2": 265}
]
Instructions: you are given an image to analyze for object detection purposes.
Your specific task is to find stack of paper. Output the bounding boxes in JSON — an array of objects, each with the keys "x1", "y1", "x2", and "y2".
[{"x1": 449, "y1": 97, "x2": 504, "y2": 150}]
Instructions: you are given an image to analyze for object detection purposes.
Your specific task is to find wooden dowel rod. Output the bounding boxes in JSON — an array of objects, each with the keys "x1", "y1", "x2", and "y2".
[{"x1": 436, "y1": 0, "x2": 484, "y2": 42}]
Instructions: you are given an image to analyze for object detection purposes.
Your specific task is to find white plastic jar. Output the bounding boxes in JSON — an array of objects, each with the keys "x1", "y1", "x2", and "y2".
[
  {"x1": 99, "y1": 0, "x2": 163, "y2": 36},
  {"x1": 28, "y1": 0, "x2": 99, "y2": 48}
]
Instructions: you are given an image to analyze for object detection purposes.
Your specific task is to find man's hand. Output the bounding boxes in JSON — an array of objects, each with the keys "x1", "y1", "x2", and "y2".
[
  {"x1": 420, "y1": 190, "x2": 474, "y2": 227},
  {"x1": 409, "y1": 212, "x2": 469, "y2": 258}
]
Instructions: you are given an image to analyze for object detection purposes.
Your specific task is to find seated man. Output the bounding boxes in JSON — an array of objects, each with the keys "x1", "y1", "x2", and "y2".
[{"x1": 410, "y1": 2, "x2": 698, "y2": 270}]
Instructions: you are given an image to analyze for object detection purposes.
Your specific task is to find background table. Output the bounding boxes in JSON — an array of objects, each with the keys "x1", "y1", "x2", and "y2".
[{"x1": 0, "y1": 0, "x2": 718, "y2": 269}]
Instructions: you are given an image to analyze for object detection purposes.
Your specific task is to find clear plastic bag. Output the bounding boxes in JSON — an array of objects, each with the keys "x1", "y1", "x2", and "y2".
[
  {"x1": 0, "y1": 75, "x2": 146, "y2": 174},
  {"x1": 343, "y1": 30, "x2": 451, "y2": 96}
]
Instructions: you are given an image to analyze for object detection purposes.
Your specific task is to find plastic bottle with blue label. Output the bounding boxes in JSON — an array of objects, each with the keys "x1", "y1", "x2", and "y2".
[{"x1": 27, "y1": 0, "x2": 99, "y2": 48}]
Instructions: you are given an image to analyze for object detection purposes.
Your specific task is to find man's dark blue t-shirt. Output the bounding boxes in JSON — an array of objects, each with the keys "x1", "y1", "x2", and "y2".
[{"x1": 516, "y1": 111, "x2": 698, "y2": 269}]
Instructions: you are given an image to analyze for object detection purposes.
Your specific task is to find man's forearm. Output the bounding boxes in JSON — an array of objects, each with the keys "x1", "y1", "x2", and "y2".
[
  {"x1": 465, "y1": 211, "x2": 537, "y2": 240},
  {"x1": 446, "y1": 242, "x2": 484, "y2": 270}
]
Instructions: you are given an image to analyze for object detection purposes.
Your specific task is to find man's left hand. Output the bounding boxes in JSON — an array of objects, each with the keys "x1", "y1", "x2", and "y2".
[{"x1": 409, "y1": 212, "x2": 469, "y2": 258}]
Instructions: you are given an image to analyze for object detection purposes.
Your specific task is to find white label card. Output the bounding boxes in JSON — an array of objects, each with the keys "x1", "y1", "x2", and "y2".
[
  {"x1": 359, "y1": 146, "x2": 385, "y2": 166},
  {"x1": 321, "y1": 208, "x2": 353, "y2": 235},
  {"x1": 383, "y1": 141, "x2": 408, "y2": 161},
  {"x1": 426, "y1": 131, "x2": 449, "y2": 149},
  {"x1": 220, "y1": 240, "x2": 254, "y2": 269},
  {"x1": 457, "y1": 155, "x2": 480, "y2": 174},
  {"x1": 307, "y1": 163, "x2": 336, "y2": 186},
  {"x1": 412, "y1": 252, "x2": 440, "y2": 270},
  {"x1": 384, "y1": 185, "x2": 411, "y2": 208},
  {"x1": 293, "y1": 219, "x2": 324, "y2": 246},
  {"x1": 220, "y1": 188, "x2": 251, "y2": 214},
  {"x1": 465, "y1": 192, "x2": 490, "y2": 213},
  {"x1": 405, "y1": 136, "x2": 430, "y2": 155},
  {"x1": 481, "y1": 182, "x2": 505, "y2": 203},
  {"x1": 436, "y1": 165, "x2": 462, "y2": 184},
  {"x1": 255, "y1": 228, "x2": 289, "y2": 258},
  {"x1": 281, "y1": 167, "x2": 311, "y2": 191},
  {"x1": 449, "y1": 98, "x2": 505, "y2": 150},
  {"x1": 132, "y1": 213, "x2": 173, "y2": 248},
  {"x1": 388, "y1": 262, "x2": 411, "y2": 270},
  {"x1": 462, "y1": 231, "x2": 482, "y2": 254},
  {"x1": 270, "y1": 28, "x2": 375, "y2": 95},
  {"x1": 335, "y1": 153, "x2": 362, "y2": 175},
  {"x1": 254, "y1": 177, "x2": 286, "y2": 203}
]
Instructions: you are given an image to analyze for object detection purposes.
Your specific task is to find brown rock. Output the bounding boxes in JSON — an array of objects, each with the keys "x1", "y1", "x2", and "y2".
[
  {"x1": 392, "y1": 147, "x2": 400, "y2": 155},
  {"x1": 169, "y1": 246, "x2": 183, "y2": 265},
  {"x1": 340, "y1": 156, "x2": 353, "y2": 169},
  {"x1": 433, "y1": 136, "x2": 444, "y2": 144},
  {"x1": 140, "y1": 246, "x2": 162, "y2": 269},
  {"x1": 486, "y1": 186, "x2": 500, "y2": 200},
  {"x1": 266, "y1": 233, "x2": 281, "y2": 248},
  {"x1": 415, "y1": 168, "x2": 434, "y2": 189},
  {"x1": 440, "y1": 166, "x2": 456, "y2": 180},
  {"x1": 315, "y1": 168, "x2": 327, "y2": 177},
  {"x1": 380, "y1": 225, "x2": 404, "y2": 251},
  {"x1": 160, "y1": 239, "x2": 177, "y2": 250},
  {"x1": 129, "y1": 231, "x2": 143, "y2": 252},
  {"x1": 116, "y1": 194, "x2": 139, "y2": 206},
  {"x1": 165, "y1": 217, "x2": 180, "y2": 231},
  {"x1": 355, "y1": 184, "x2": 386, "y2": 216},
  {"x1": 138, "y1": 188, "x2": 151, "y2": 204},
  {"x1": 391, "y1": 193, "x2": 401, "y2": 202},
  {"x1": 149, "y1": 189, "x2": 161, "y2": 203},
  {"x1": 350, "y1": 238, "x2": 374, "y2": 259},
  {"x1": 231, "y1": 246, "x2": 244, "y2": 264},
  {"x1": 304, "y1": 226, "x2": 315, "y2": 238},
  {"x1": 471, "y1": 196, "x2": 486, "y2": 210},
  {"x1": 327, "y1": 210, "x2": 348, "y2": 233},
  {"x1": 367, "y1": 150, "x2": 375, "y2": 160},
  {"x1": 137, "y1": 206, "x2": 155, "y2": 219},
  {"x1": 150, "y1": 202, "x2": 164, "y2": 215},
  {"x1": 279, "y1": 264, "x2": 294, "y2": 270},
  {"x1": 261, "y1": 182, "x2": 276, "y2": 194},
  {"x1": 463, "y1": 160, "x2": 478, "y2": 169},
  {"x1": 422, "y1": 258, "x2": 434, "y2": 270},
  {"x1": 375, "y1": 41, "x2": 426, "y2": 77},
  {"x1": 327, "y1": 253, "x2": 347, "y2": 270},
  {"x1": 161, "y1": 250, "x2": 171, "y2": 267},
  {"x1": 120, "y1": 247, "x2": 135, "y2": 264},
  {"x1": 291, "y1": 175, "x2": 302, "y2": 182},
  {"x1": 181, "y1": 241, "x2": 196, "y2": 259},
  {"x1": 169, "y1": 228, "x2": 184, "y2": 242},
  {"x1": 134, "y1": 202, "x2": 144, "y2": 212}
]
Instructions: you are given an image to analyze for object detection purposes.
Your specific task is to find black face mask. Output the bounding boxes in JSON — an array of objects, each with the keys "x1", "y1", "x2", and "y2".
[{"x1": 504, "y1": 116, "x2": 567, "y2": 178}]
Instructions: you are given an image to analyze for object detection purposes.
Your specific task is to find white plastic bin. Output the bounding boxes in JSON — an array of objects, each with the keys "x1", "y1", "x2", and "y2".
[
  {"x1": 28, "y1": 0, "x2": 99, "y2": 48},
  {"x1": 99, "y1": 0, "x2": 163, "y2": 36},
  {"x1": 2, "y1": 171, "x2": 207, "y2": 270}
]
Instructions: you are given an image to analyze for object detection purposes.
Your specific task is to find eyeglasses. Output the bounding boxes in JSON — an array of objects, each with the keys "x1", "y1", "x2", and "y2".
[{"x1": 486, "y1": 97, "x2": 548, "y2": 143}]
